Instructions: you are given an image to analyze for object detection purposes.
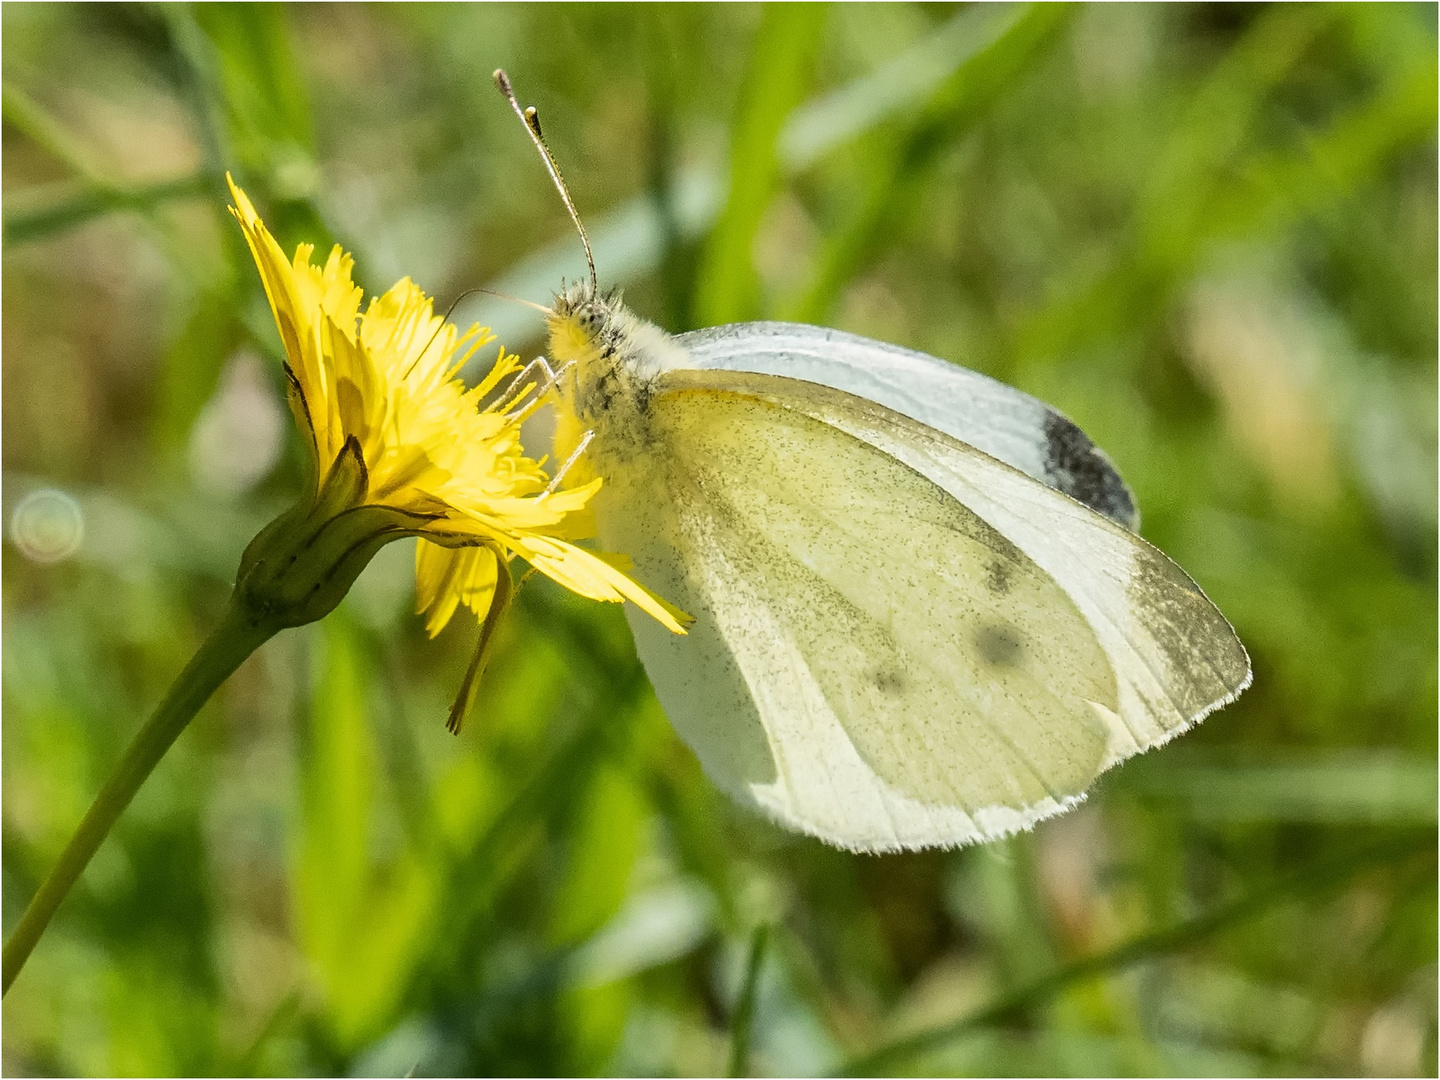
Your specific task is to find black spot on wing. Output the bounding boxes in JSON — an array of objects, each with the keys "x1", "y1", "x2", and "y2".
[
  {"x1": 1041, "y1": 411, "x2": 1139, "y2": 531},
  {"x1": 975, "y1": 623, "x2": 1024, "y2": 668}
]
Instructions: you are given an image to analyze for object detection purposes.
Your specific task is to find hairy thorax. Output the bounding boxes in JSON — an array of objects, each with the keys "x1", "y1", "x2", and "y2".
[{"x1": 545, "y1": 283, "x2": 688, "y2": 473}]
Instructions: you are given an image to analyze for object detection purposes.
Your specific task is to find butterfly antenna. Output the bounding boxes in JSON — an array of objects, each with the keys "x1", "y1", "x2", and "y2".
[{"x1": 493, "y1": 69, "x2": 598, "y2": 296}]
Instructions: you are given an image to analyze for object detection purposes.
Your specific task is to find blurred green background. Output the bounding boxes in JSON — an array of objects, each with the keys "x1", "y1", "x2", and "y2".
[{"x1": 3, "y1": 3, "x2": 1436, "y2": 1076}]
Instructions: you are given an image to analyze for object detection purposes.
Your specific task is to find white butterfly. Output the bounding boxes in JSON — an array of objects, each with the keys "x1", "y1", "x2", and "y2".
[{"x1": 498, "y1": 73, "x2": 1251, "y2": 852}]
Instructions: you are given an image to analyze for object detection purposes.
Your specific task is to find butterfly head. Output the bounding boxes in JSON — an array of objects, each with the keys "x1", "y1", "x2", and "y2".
[{"x1": 547, "y1": 280, "x2": 627, "y2": 368}]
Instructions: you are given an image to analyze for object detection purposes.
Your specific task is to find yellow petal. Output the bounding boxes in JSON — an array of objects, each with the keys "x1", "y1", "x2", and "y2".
[
  {"x1": 523, "y1": 536, "x2": 690, "y2": 635},
  {"x1": 415, "y1": 541, "x2": 499, "y2": 637}
]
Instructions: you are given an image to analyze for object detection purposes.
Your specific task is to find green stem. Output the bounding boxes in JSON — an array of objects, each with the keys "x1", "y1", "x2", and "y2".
[{"x1": 2, "y1": 598, "x2": 274, "y2": 995}]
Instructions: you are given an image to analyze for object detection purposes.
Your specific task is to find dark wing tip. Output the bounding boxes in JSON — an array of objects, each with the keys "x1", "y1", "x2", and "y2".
[{"x1": 1041, "y1": 411, "x2": 1139, "y2": 531}]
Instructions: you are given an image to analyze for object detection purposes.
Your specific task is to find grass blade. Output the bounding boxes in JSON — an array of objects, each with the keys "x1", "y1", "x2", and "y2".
[
  {"x1": 692, "y1": 2, "x2": 828, "y2": 327},
  {"x1": 836, "y1": 833, "x2": 1434, "y2": 1076},
  {"x1": 728, "y1": 923, "x2": 772, "y2": 1078},
  {"x1": 787, "y1": 1, "x2": 1073, "y2": 324}
]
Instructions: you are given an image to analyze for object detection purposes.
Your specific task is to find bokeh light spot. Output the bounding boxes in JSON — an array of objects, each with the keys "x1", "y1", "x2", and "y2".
[{"x1": 10, "y1": 488, "x2": 85, "y2": 564}]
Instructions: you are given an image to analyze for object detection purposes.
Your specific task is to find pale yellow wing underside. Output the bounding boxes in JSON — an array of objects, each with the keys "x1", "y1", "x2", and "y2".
[{"x1": 593, "y1": 371, "x2": 1249, "y2": 851}]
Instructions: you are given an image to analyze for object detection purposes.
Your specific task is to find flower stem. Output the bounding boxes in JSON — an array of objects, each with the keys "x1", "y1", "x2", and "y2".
[{"x1": 2, "y1": 598, "x2": 274, "y2": 995}]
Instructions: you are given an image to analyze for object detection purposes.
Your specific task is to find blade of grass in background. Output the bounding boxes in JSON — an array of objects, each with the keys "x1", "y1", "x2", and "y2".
[
  {"x1": 192, "y1": 5, "x2": 314, "y2": 171},
  {"x1": 787, "y1": 2, "x2": 1074, "y2": 325},
  {"x1": 727, "y1": 924, "x2": 770, "y2": 1078},
  {"x1": 171, "y1": 3, "x2": 332, "y2": 249},
  {"x1": 293, "y1": 615, "x2": 380, "y2": 1044},
  {"x1": 1, "y1": 77, "x2": 212, "y2": 245},
  {"x1": 1109, "y1": 749, "x2": 1437, "y2": 825},
  {"x1": 2, "y1": 81, "x2": 112, "y2": 183},
  {"x1": 776, "y1": 4, "x2": 1019, "y2": 169},
  {"x1": 838, "y1": 833, "x2": 1435, "y2": 1076},
  {"x1": 691, "y1": 3, "x2": 827, "y2": 327},
  {"x1": 1011, "y1": 3, "x2": 1433, "y2": 364}
]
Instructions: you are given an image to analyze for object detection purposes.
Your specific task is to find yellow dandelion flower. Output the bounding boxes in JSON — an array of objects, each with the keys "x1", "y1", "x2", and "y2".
[
  {"x1": 225, "y1": 175, "x2": 686, "y2": 729},
  {"x1": 1, "y1": 177, "x2": 701, "y2": 995}
]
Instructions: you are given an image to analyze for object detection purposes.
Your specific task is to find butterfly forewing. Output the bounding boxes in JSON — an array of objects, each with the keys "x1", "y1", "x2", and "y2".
[{"x1": 675, "y1": 322, "x2": 1140, "y2": 531}]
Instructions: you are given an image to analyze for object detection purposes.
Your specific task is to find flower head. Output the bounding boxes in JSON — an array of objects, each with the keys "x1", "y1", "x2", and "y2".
[{"x1": 226, "y1": 176, "x2": 685, "y2": 728}]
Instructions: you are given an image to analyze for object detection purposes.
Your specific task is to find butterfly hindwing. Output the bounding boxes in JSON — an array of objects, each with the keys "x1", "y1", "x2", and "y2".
[
  {"x1": 724, "y1": 369, "x2": 1253, "y2": 765},
  {"x1": 594, "y1": 373, "x2": 1156, "y2": 849}
]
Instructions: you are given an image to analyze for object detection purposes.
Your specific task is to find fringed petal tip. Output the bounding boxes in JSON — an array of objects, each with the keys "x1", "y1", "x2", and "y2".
[
  {"x1": 226, "y1": 174, "x2": 275, "y2": 245},
  {"x1": 525, "y1": 540, "x2": 692, "y2": 635}
]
